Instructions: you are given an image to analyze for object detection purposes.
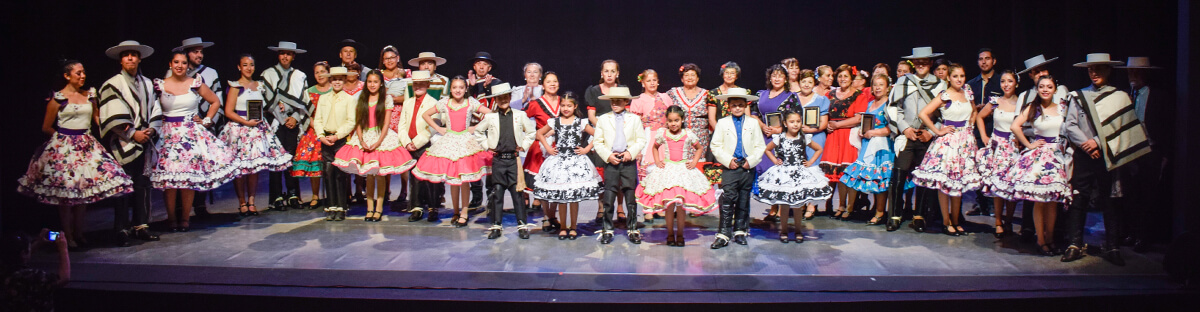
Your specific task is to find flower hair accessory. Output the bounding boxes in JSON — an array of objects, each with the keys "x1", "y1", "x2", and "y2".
[
  {"x1": 637, "y1": 73, "x2": 645, "y2": 82},
  {"x1": 850, "y1": 66, "x2": 858, "y2": 77},
  {"x1": 679, "y1": 65, "x2": 686, "y2": 73},
  {"x1": 720, "y1": 64, "x2": 727, "y2": 70}
]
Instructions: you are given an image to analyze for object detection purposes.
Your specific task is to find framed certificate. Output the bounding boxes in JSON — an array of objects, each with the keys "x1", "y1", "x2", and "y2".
[
  {"x1": 765, "y1": 113, "x2": 781, "y2": 128},
  {"x1": 804, "y1": 107, "x2": 819, "y2": 127},
  {"x1": 247, "y1": 100, "x2": 264, "y2": 120},
  {"x1": 860, "y1": 114, "x2": 875, "y2": 136}
]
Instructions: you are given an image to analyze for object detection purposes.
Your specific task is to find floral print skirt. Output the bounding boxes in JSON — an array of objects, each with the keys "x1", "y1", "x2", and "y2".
[
  {"x1": 148, "y1": 120, "x2": 239, "y2": 190},
  {"x1": 18, "y1": 132, "x2": 133, "y2": 205},
  {"x1": 218, "y1": 122, "x2": 293, "y2": 175},
  {"x1": 292, "y1": 127, "x2": 323, "y2": 177},
  {"x1": 911, "y1": 127, "x2": 982, "y2": 196},
  {"x1": 1002, "y1": 145, "x2": 1072, "y2": 204},
  {"x1": 976, "y1": 131, "x2": 1021, "y2": 199}
]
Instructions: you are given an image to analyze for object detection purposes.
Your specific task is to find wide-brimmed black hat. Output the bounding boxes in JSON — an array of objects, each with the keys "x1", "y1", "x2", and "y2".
[
  {"x1": 338, "y1": 39, "x2": 363, "y2": 53},
  {"x1": 472, "y1": 51, "x2": 496, "y2": 67}
]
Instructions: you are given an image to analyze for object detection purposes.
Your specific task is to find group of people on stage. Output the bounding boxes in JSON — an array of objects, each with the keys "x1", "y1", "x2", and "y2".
[{"x1": 18, "y1": 37, "x2": 1166, "y2": 266}]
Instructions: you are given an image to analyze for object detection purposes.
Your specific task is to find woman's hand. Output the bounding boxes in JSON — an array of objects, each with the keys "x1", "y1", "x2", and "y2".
[
  {"x1": 773, "y1": 158, "x2": 783, "y2": 165},
  {"x1": 685, "y1": 160, "x2": 697, "y2": 170},
  {"x1": 803, "y1": 159, "x2": 816, "y2": 167},
  {"x1": 938, "y1": 125, "x2": 955, "y2": 136},
  {"x1": 1027, "y1": 139, "x2": 1045, "y2": 150},
  {"x1": 575, "y1": 146, "x2": 590, "y2": 155},
  {"x1": 656, "y1": 160, "x2": 666, "y2": 169}
]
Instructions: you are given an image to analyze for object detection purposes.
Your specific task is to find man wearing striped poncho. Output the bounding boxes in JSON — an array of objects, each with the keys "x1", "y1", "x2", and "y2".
[{"x1": 1060, "y1": 53, "x2": 1151, "y2": 266}]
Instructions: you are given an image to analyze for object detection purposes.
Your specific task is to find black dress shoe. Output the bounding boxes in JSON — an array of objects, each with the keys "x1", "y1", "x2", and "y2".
[
  {"x1": 886, "y1": 218, "x2": 901, "y2": 232},
  {"x1": 912, "y1": 219, "x2": 926, "y2": 233},
  {"x1": 543, "y1": 218, "x2": 561, "y2": 233},
  {"x1": 273, "y1": 198, "x2": 288, "y2": 212},
  {"x1": 1060, "y1": 245, "x2": 1084, "y2": 262},
  {"x1": 427, "y1": 207, "x2": 439, "y2": 222},
  {"x1": 1101, "y1": 247, "x2": 1126, "y2": 266},
  {"x1": 488, "y1": 229, "x2": 502, "y2": 239},
  {"x1": 325, "y1": 210, "x2": 337, "y2": 221},
  {"x1": 408, "y1": 209, "x2": 424, "y2": 222},
  {"x1": 114, "y1": 230, "x2": 131, "y2": 247},
  {"x1": 710, "y1": 237, "x2": 729, "y2": 249},
  {"x1": 733, "y1": 235, "x2": 747, "y2": 245},
  {"x1": 628, "y1": 232, "x2": 642, "y2": 244},
  {"x1": 764, "y1": 215, "x2": 779, "y2": 222},
  {"x1": 134, "y1": 228, "x2": 160, "y2": 241},
  {"x1": 518, "y1": 229, "x2": 530, "y2": 239},
  {"x1": 336, "y1": 210, "x2": 346, "y2": 221},
  {"x1": 600, "y1": 233, "x2": 614, "y2": 244},
  {"x1": 288, "y1": 197, "x2": 301, "y2": 210}
]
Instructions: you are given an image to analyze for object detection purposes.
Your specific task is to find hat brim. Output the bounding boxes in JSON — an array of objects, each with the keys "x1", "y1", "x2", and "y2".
[
  {"x1": 901, "y1": 53, "x2": 944, "y2": 60},
  {"x1": 1115, "y1": 65, "x2": 1160, "y2": 69},
  {"x1": 408, "y1": 57, "x2": 447, "y2": 67},
  {"x1": 1016, "y1": 57, "x2": 1060, "y2": 75},
  {"x1": 714, "y1": 95, "x2": 760, "y2": 102},
  {"x1": 1073, "y1": 61, "x2": 1124, "y2": 68},
  {"x1": 320, "y1": 72, "x2": 353, "y2": 78},
  {"x1": 105, "y1": 45, "x2": 154, "y2": 60},
  {"x1": 173, "y1": 42, "x2": 214, "y2": 52},
  {"x1": 597, "y1": 95, "x2": 635, "y2": 100},
  {"x1": 480, "y1": 90, "x2": 514, "y2": 99},
  {"x1": 472, "y1": 57, "x2": 496, "y2": 66},
  {"x1": 268, "y1": 47, "x2": 308, "y2": 54}
]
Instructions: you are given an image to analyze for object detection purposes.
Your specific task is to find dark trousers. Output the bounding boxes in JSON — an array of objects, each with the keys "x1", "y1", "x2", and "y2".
[
  {"x1": 114, "y1": 154, "x2": 151, "y2": 231},
  {"x1": 1117, "y1": 153, "x2": 1161, "y2": 241},
  {"x1": 1067, "y1": 148, "x2": 1120, "y2": 248},
  {"x1": 718, "y1": 167, "x2": 754, "y2": 238},
  {"x1": 601, "y1": 160, "x2": 638, "y2": 232},
  {"x1": 322, "y1": 139, "x2": 348, "y2": 209},
  {"x1": 889, "y1": 141, "x2": 937, "y2": 222},
  {"x1": 406, "y1": 147, "x2": 444, "y2": 210},
  {"x1": 489, "y1": 156, "x2": 526, "y2": 226},
  {"x1": 270, "y1": 126, "x2": 301, "y2": 202},
  {"x1": 470, "y1": 179, "x2": 485, "y2": 207}
]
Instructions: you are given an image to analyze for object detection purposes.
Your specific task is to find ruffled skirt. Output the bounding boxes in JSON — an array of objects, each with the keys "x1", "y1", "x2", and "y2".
[
  {"x1": 291, "y1": 127, "x2": 323, "y2": 177},
  {"x1": 840, "y1": 137, "x2": 895, "y2": 194},
  {"x1": 533, "y1": 153, "x2": 602, "y2": 202},
  {"x1": 412, "y1": 131, "x2": 489, "y2": 185},
  {"x1": 218, "y1": 122, "x2": 292, "y2": 175},
  {"x1": 148, "y1": 120, "x2": 239, "y2": 190},
  {"x1": 17, "y1": 132, "x2": 133, "y2": 205},
  {"x1": 753, "y1": 164, "x2": 833, "y2": 206},
  {"x1": 976, "y1": 132, "x2": 1021, "y2": 199},
  {"x1": 635, "y1": 162, "x2": 717, "y2": 215},
  {"x1": 333, "y1": 128, "x2": 415, "y2": 176},
  {"x1": 911, "y1": 128, "x2": 982, "y2": 196},
  {"x1": 1002, "y1": 145, "x2": 1072, "y2": 204}
]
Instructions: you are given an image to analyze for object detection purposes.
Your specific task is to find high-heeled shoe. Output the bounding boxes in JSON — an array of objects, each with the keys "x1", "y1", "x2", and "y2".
[
  {"x1": 568, "y1": 229, "x2": 579, "y2": 240},
  {"x1": 866, "y1": 212, "x2": 885, "y2": 226},
  {"x1": 912, "y1": 218, "x2": 927, "y2": 233},
  {"x1": 666, "y1": 234, "x2": 678, "y2": 246},
  {"x1": 558, "y1": 229, "x2": 569, "y2": 240},
  {"x1": 1039, "y1": 244, "x2": 1058, "y2": 256},
  {"x1": 942, "y1": 226, "x2": 959, "y2": 236},
  {"x1": 803, "y1": 209, "x2": 815, "y2": 220},
  {"x1": 177, "y1": 221, "x2": 190, "y2": 233},
  {"x1": 247, "y1": 204, "x2": 259, "y2": 216},
  {"x1": 994, "y1": 223, "x2": 1006, "y2": 238},
  {"x1": 238, "y1": 203, "x2": 249, "y2": 216},
  {"x1": 831, "y1": 208, "x2": 847, "y2": 220},
  {"x1": 779, "y1": 231, "x2": 789, "y2": 243}
]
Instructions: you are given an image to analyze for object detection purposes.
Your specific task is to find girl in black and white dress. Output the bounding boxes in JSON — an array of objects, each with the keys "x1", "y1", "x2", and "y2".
[{"x1": 534, "y1": 93, "x2": 601, "y2": 240}]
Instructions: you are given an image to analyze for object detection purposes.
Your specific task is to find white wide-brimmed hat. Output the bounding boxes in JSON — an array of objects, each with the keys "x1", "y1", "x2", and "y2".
[
  {"x1": 409, "y1": 70, "x2": 433, "y2": 82},
  {"x1": 902, "y1": 47, "x2": 944, "y2": 60},
  {"x1": 1073, "y1": 53, "x2": 1124, "y2": 67},
  {"x1": 714, "y1": 87, "x2": 760, "y2": 102},
  {"x1": 597, "y1": 86, "x2": 636, "y2": 100},
  {"x1": 172, "y1": 37, "x2": 214, "y2": 52},
  {"x1": 480, "y1": 83, "x2": 514, "y2": 99},
  {"x1": 105, "y1": 40, "x2": 154, "y2": 60},
  {"x1": 408, "y1": 52, "x2": 447, "y2": 67},
  {"x1": 1115, "y1": 57, "x2": 1159, "y2": 69},
  {"x1": 320, "y1": 67, "x2": 352, "y2": 78},
  {"x1": 268, "y1": 41, "x2": 307, "y2": 54},
  {"x1": 1017, "y1": 54, "x2": 1059, "y2": 75}
]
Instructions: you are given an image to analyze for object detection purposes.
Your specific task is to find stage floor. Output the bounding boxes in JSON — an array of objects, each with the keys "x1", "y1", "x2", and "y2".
[{"x1": 35, "y1": 175, "x2": 1181, "y2": 303}]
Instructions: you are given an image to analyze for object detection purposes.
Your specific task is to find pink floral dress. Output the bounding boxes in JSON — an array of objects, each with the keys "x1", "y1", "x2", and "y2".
[{"x1": 910, "y1": 88, "x2": 983, "y2": 196}]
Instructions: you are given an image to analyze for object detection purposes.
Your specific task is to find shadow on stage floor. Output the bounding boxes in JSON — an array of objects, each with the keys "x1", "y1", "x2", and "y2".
[{"x1": 29, "y1": 175, "x2": 1193, "y2": 309}]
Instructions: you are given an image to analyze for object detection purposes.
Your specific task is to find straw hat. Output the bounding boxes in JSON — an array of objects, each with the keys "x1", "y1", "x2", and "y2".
[
  {"x1": 267, "y1": 41, "x2": 307, "y2": 54},
  {"x1": 714, "y1": 87, "x2": 760, "y2": 102},
  {"x1": 408, "y1": 52, "x2": 447, "y2": 67},
  {"x1": 320, "y1": 67, "x2": 352, "y2": 78},
  {"x1": 409, "y1": 70, "x2": 433, "y2": 82},
  {"x1": 172, "y1": 37, "x2": 214, "y2": 52},
  {"x1": 480, "y1": 83, "x2": 514, "y2": 99},
  {"x1": 1115, "y1": 57, "x2": 1159, "y2": 69},
  {"x1": 105, "y1": 40, "x2": 154, "y2": 60},
  {"x1": 1017, "y1": 54, "x2": 1059, "y2": 75},
  {"x1": 901, "y1": 47, "x2": 944, "y2": 60},
  {"x1": 1073, "y1": 53, "x2": 1124, "y2": 67},
  {"x1": 597, "y1": 86, "x2": 635, "y2": 100}
]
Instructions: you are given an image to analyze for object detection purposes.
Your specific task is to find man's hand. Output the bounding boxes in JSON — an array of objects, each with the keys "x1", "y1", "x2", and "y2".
[
  {"x1": 903, "y1": 128, "x2": 918, "y2": 141},
  {"x1": 727, "y1": 160, "x2": 739, "y2": 169},
  {"x1": 1081, "y1": 139, "x2": 1099, "y2": 154},
  {"x1": 608, "y1": 154, "x2": 621, "y2": 165},
  {"x1": 285, "y1": 117, "x2": 297, "y2": 129},
  {"x1": 916, "y1": 130, "x2": 934, "y2": 142},
  {"x1": 132, "y1": 129, "x2": 150, "y2": 144}
]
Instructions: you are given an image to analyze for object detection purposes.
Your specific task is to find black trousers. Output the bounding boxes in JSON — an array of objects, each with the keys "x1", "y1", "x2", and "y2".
[
  {"x1": 114, "y1": 153, "x2": 151, "y2": 231},
  {"x1": 601, "y1": 160, "x2": 638, "y2": 231},
  {"x1": 718, "y1": 167, "x2": 754, "y2": 238},
  {"x1": 889, "y1": 140, "x2": 937, "y2": 222},
  {"x1": 1067, "y1": 148, "x2": 1120, "y2": 248},
  {"x1": 489, "y1": 156, "x2": 526, "y2": 226},
  {"x1": 470, "y1": 179, "x2": 485, "y2": 207},
  {"x1": 1117, "y1": 152, "x2": 1160, "y2": 241},
  {"x1": 322, "y1": 139, "x2": 347, "y2": 209},
  {"x1": 406, "y1": 147, "x2": 445, "y2": 210},
  {"x1": 270, "y1": 126, "x2": 301, "y2": 202}
]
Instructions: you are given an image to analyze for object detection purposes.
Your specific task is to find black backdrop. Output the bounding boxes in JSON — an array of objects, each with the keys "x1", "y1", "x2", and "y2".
[{"x1": 0, "y1": 0, "x2": 1181, "y2": 234}]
